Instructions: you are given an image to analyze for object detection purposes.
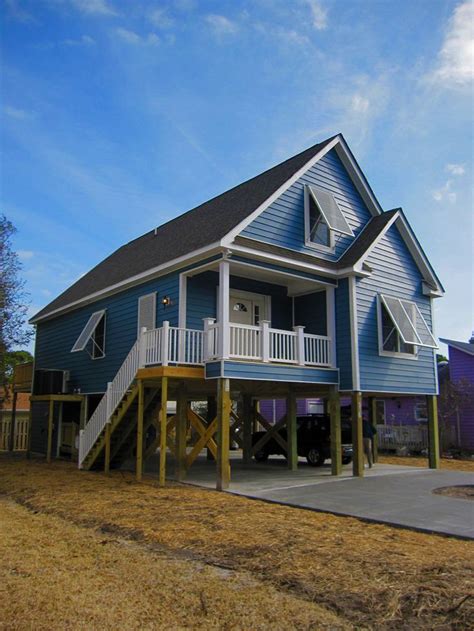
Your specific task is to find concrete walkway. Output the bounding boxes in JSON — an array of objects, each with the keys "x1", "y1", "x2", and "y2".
[{"x1": 159, "y1": 454, "x2": 474, "y2": 539}]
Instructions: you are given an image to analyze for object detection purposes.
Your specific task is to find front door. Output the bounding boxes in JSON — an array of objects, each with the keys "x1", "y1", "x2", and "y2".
[{"x1": 229, "y1": 291, "x2": 267, "y2": 326}]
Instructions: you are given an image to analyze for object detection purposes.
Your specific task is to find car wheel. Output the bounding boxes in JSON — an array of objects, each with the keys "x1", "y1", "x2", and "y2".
[
  {"x1": 254, "y1": 450, "x2": 269, "y2": 462},
  {"x1": 306, "y1": 448, "x2": 325, "y2": 467},
  {"x1": 342, "y1": 457, "x2": 352, "y2": 465}
]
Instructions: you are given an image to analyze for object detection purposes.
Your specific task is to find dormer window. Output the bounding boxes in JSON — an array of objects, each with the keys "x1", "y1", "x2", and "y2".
[{"x1": 304, "y1": 185, "x2": 354, "y2": 252}]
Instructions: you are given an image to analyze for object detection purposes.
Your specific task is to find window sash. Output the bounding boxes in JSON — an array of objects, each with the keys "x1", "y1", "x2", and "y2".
[
  {"x1": 380, "y1": 295, "x2": 438, "y2": 349},
  {"x1": 308, "y1": 186, "x2": 354, "y2": 236},
  {"x1": 71, "y1": 311, "x2": 106, "y2": 352}
]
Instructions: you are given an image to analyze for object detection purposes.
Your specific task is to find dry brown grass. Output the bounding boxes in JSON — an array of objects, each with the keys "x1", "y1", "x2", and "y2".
[
  {"x1": 0, "y1": 456, "x2": 473, "y2": 630},
  {"x1": 378, "y1": 454, "x2": 474, "y2": 473},
  {"x1": 0, "y1": 499, "x2": 343, "y2": 630}
]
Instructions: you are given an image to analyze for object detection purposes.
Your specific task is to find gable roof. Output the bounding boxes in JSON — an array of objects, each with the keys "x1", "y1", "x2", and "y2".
[
  {"x1": 439, "y1": 338, "x2": 474, "y2": 357},
  {"x1": 31, "y1": 135, "x2": 337, "y2": 323}
]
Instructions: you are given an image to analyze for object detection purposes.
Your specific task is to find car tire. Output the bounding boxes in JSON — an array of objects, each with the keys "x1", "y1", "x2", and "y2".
[
  {"x1": 254, "y1": 450, "x2": 269, "y2": 462},
  {"x1": 342, "y1": 457, "x2": 352, "y2": 465},
  {"x1": 306, "y1": 448, "x2": 325, "y2": 467}
]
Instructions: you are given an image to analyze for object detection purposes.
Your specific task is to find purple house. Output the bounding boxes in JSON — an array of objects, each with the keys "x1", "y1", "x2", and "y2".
[{"x1": 439, "y1": 336, "x2": 474, "y2": 451}]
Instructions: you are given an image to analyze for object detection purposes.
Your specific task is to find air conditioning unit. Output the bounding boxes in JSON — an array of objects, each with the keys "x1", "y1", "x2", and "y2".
[{"x1": 33, "y1": 369, "x2": 71, "y2": 395}]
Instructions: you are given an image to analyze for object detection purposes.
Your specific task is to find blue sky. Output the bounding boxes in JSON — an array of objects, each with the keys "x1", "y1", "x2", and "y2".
[{"x1": 1, "y1": 0, "x2": 473, "y2": 353}]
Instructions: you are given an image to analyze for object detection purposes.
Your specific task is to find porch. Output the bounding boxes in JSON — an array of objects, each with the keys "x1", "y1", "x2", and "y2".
[{"x1": 145, "y1": 256, "x2": 336, "y2": 370}]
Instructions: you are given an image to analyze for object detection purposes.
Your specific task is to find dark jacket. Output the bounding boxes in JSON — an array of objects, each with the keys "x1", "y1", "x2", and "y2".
[{"x1": 363, "y1": 420, "x2": 376, "y2": 439}]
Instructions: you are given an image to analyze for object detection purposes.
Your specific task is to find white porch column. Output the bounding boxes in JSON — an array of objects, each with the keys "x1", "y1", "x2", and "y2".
[
  {"x1": 326, "y1": 286, "x2": 337, "y2": 367},
  {"x1": 294, "y1": 325, "x2": 305, "y2": 366},
  {"x1": 218, "y1": 260, "x2": 230, "y2": 359}
]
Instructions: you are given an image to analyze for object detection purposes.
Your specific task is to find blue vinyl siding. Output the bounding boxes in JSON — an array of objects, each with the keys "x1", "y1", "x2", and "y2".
[
  {"x1": 240, "y1": 149, "x2": 372, "y2": 260},
  {"x1": 356, "y1": 224, "x2": 437, "y2": 394},
  {"x1": 335, "y1": 278, "x2": 353, "y2": 390},
  {"x1": 34, "y1": 272, "x2": 179, "y2": 394},
  {"x1": 206, "y1": 360, "x2": 339, "y2": 384}
]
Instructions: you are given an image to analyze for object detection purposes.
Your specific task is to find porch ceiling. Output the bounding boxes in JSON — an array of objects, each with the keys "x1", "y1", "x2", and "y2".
[{"x1": 187, "y1": 259, "x2": 327, "y2": 296}]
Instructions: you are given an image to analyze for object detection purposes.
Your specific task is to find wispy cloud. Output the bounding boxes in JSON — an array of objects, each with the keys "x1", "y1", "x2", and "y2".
[
  {"x1": 114, "y1": 27, "x2": 159, "y2": 46},
  {"x1": 446, "y1": 163, "x2": 466, "y2": 176},
  {"x1": 4, "y1": 0, "x2": 36, "y2": 23},
  {"x1": 17, "y1": 249, "x2": 35, "y2": 261},
  {"x1": 148, "y1": 8, "x2": 174, "y2": 29},
  {"x1": 205, "y1": 14, "x2": 238, "y2": 36},
  {"x1": 69, "y1": 0, "x2": 117, "y2": 16},
  {"x1": 430, "y1": 0, "x2": 474, "y2": 88},
  {"x1": 3, "y1": 105, "x2": 35, "y2": 120},
  {"x1": 305, "y1": 0, "x2": 328, "y2": 31},
  {"x1": 63, "y1": 34, "x2": 95, "y2": 46},
  {"x1": 432, "y1": 180, "x2": 457, "y2": 203}
]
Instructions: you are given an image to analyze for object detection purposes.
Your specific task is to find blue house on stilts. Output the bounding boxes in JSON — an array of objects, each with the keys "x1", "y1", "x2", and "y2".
[{"x1": 29, "y1": 134, "x2": 444, "y2": 489}]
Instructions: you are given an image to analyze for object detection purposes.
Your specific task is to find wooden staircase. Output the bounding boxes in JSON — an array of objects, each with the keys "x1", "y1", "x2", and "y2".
[{"x1": 81, "y1": 384, "x2": 162, "y2": 471}]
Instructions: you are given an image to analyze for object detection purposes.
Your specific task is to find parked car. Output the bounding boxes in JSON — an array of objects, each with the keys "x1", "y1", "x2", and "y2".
[{"x1": 252, "y1": 414, "x2": 353, "y2": 466}]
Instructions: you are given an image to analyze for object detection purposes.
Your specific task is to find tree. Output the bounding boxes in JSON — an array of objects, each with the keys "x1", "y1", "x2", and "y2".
[{"x1": 0, "y1": 215, "x2": 33, "y2": 395}]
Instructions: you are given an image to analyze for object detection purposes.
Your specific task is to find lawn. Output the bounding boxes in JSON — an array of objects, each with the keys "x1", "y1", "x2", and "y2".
[{"x1": 0, "y1": 456, "x2": 472, "y2": 630}]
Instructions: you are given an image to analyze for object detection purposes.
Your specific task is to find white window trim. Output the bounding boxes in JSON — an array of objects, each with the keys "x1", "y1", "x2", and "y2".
[
  {"x1": 375, "y1": 399, "x2": 386, "y2": 425},
  {"x1": 304, "y1": 185, "x2": 335, "y2": 253},
  {"x1": 414, "y1": 400, "x2": 428, "y2": 422},
  {"x1": 377, "y1": 295, "x2": 418, "y2": 360}
]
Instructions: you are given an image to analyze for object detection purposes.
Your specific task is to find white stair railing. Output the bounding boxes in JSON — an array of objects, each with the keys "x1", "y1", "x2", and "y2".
[{"x1": 78, "y1": 338, "x2": 141, "y2": 468}]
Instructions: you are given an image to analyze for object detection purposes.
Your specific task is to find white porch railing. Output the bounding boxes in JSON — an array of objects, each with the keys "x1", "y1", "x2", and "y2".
[
  {"x1": 79, "y1": 338, "x2": 140, "y2": 467},
  {"x1": 203, "y1": 319, "x2": 332, "y2": 367}
]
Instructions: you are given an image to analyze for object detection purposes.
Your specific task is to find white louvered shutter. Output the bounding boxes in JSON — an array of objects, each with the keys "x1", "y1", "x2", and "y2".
[{"x1": 138, "y1": 293, "x2": 156, "y2": 337}]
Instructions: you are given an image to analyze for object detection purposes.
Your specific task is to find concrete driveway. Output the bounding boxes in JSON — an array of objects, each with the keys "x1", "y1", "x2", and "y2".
[{"x1": 164, "y1": 454, "x2": 474, "y2": 539}]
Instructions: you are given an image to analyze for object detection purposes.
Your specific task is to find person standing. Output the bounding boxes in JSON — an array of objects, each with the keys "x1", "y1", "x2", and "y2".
[{"x1": 362, "y1": 419, "x2": 376, "y2": 468}]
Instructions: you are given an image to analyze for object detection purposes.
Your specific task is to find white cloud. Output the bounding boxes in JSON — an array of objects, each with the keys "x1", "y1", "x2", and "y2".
[
  {"x1": 17, "y1": 250, "x2": 34, "y2": 261},
  {"x1": 205, "y1": 14, "x2": 238, "y2": 36},
  {"x1": 63, "y1": 34, "x2": 95, "y2": 46},
  {"x1": 446, "y1": 163, "x2": 466, "y2": 176},
  {"x1": 351, "y1": 94, "x2": 370, "y2": 113},
  {"x1": 4, "y1": 0, "x2": 36, "y2": 22},
  {"x1": 305, "y1": 0, "x2": 328, "y2": 30},
  {"x1": 431, "y1": 0, "x2": 474, "y2": 88},
  {"x1": 115, "y1": 28, "x2": 159, "y2": 46},
  {"x1": 432, "y1": 180, "x2": 457, "y2": 204},
  {"x1": 149, "y1": 8, "x2": 174, "y2": 29},
  {"x1": 3, "y1": 105, "x2": 34, "y2": 120},
  {"x1": 70, "y1": 0, "x2": 117, "y2": 16}
]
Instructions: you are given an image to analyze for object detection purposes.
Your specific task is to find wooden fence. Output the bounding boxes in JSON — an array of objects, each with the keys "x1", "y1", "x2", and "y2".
[
  {"x1": 0, "y1": 417, "x2": 29, "y2": 451},
  {"x1": 377, "y1": 424, "x2": 458, "y2": 452}
]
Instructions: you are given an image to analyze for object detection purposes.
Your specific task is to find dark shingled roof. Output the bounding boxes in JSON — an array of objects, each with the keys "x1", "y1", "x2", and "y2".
[{"x1": 32, "y1": 136, "x2": 336, "y2": 321}]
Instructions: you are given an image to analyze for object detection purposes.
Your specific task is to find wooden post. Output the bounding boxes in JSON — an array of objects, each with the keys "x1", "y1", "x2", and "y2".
[
  {"x1": 216, "y1": 378, "x2": 231, "y2": 490},
  {"x1": 104, "y1": 422, "x2": 111, "y2": 474},
  {"x1": 329, "y1": 386, "x2": 342, "y2": 476},
  {"x1": 242, "y1": 393, "x2": 253, "y2": 464},
  {"x1": 286, "y1": 389, "x2": 298, "y2": 471},
  {"x1": 136, "y1": 380, "x2": 145, "y2": 481},
  {"x1": 175, "y1": 385, "x2": 187, "y2": 481},
  {"x1": 369, "y1": 397, "x2": 379, "y2": 463},
  {"x1": 159, "y1": 376, "x2": 168, "y2": 486},
  {"x1": 26, "y1": 403, "x2": 33, "y2": 459},
  {"x1": 46, "y1": 399, "x2": 54, "y2": 463},
  {"x1": 351, "y1": 391, "x2": 364, "y2": 477},
  {"x1": 427, "y1": 395, "x2": 440, "y2": 469},
  {"x1": 8, "y1": 391, "x2": 18, "y2": 452}
]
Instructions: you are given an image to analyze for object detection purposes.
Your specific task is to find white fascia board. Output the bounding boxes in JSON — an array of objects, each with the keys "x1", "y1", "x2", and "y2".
[
  {"x1": 334, "y1": 138, "x2": 382, "y2": 217},
  {"x1": 220, "y1": 136, "x2": 341, "y2": 246},
  {"x1": 30, "y1": 242, "x2": 222, "y2": 324}
]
